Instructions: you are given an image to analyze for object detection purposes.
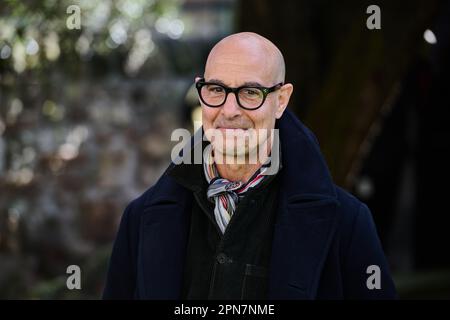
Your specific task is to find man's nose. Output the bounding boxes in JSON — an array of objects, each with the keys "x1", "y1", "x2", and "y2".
[{"x1": 221, "y1": 92, "x2": 242, "y2": 116}]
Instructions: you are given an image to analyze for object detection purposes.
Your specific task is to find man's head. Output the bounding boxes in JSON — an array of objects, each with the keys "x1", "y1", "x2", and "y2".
[{"x1": 197, "y1": 32, "x2": 293, "y2": 161}]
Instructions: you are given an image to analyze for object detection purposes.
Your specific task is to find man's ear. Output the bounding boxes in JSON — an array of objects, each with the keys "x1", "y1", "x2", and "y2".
[
  {"x1": 195, "y1": 76, "x2": 202, "y2": 83},
  {"x1": 275, "y1": 83, "x2": 294, "y2": 119}
]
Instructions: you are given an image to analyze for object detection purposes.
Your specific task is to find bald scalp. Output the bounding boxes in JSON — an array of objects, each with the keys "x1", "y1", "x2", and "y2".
[{"x1": 206, "y1": 32, "x2": 286, "y2": 84}]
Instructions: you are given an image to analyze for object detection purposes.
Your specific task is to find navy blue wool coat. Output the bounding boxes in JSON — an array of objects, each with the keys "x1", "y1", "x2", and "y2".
[{"x1": 103, "y1": 109, "x2": 397, "y2": 299}]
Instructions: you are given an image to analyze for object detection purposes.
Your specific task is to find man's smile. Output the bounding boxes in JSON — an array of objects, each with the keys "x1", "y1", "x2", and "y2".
[{"x1": 216, "y1": 127, "x2": 249, "y2": 131}]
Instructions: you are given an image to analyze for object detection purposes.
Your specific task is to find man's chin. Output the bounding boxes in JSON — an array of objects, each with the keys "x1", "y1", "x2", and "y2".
[{"x1": 210, "y1": 142, "x2": 265, "y2": 165}]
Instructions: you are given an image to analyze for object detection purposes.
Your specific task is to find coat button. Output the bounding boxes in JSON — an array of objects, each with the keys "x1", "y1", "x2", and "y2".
[{"x1": 216, "y1": 253, "x2": 228, "y2": 264}]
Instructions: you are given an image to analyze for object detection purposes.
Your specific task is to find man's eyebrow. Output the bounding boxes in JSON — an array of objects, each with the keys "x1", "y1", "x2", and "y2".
[
  {"x1": 207, "y1": 79, "x2": 227, "y2": 86},
  {"x1": 206, "y1": 79, "x2": 264, "y2": 87},
  {"x1": 241, "y1": 81, "x2": 264, "y2": 87}
]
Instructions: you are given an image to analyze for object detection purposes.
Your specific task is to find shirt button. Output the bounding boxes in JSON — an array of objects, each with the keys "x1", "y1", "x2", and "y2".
[{"x1": 216, "y1": 253, "x2": 228, "y2": 264}]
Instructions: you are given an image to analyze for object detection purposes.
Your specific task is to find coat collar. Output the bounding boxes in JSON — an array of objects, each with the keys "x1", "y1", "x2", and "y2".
[
  {"x1": 276, "y1": 109, "x2": 337, "y2": 200},
  {"x1": 138, "y1": 109, "x2": 340, "y2": 299}
]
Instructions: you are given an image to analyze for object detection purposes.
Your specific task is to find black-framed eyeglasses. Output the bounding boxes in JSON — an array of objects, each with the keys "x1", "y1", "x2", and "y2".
[{"x1": 195, "y1": 78, "x2": 283, "y2": 110}]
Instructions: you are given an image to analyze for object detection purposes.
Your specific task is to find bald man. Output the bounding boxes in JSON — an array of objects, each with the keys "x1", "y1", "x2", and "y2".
[{"x1": 103, "y1": 32, "x2": 397, "y2": 300}]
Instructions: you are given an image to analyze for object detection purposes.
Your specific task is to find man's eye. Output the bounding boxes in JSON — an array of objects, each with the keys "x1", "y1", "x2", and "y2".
[
  {"x1": 243, "y1": 88, "x2": 259, "y2": 96},
  {"x1": 208, "y1": 86, "x2": 224, "y2": 93}
]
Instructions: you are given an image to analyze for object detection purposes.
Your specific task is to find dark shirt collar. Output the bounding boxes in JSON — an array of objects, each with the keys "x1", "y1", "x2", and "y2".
[{"x1": 167, "y1": 138, "x2": 209, "y2": 193}]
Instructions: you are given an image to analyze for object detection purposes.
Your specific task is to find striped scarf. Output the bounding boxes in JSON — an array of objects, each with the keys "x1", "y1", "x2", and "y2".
[{"x1": 203, "y1": 143, "x2": 280, "y2": 234}]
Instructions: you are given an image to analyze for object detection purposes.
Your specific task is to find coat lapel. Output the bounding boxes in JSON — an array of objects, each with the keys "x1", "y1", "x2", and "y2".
[
  {"x1": 268, "y1": 110, "x2": 340, "y2": 299},
  {"x1": 268, "y1": 194, "x2": 339, "y2": 299},
  {"x1": 137, "y1": 127, "x2": 203, "y2": 299},
  {"x1": 137, "y1": 177, "x2": 192, "y2": 299}
]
